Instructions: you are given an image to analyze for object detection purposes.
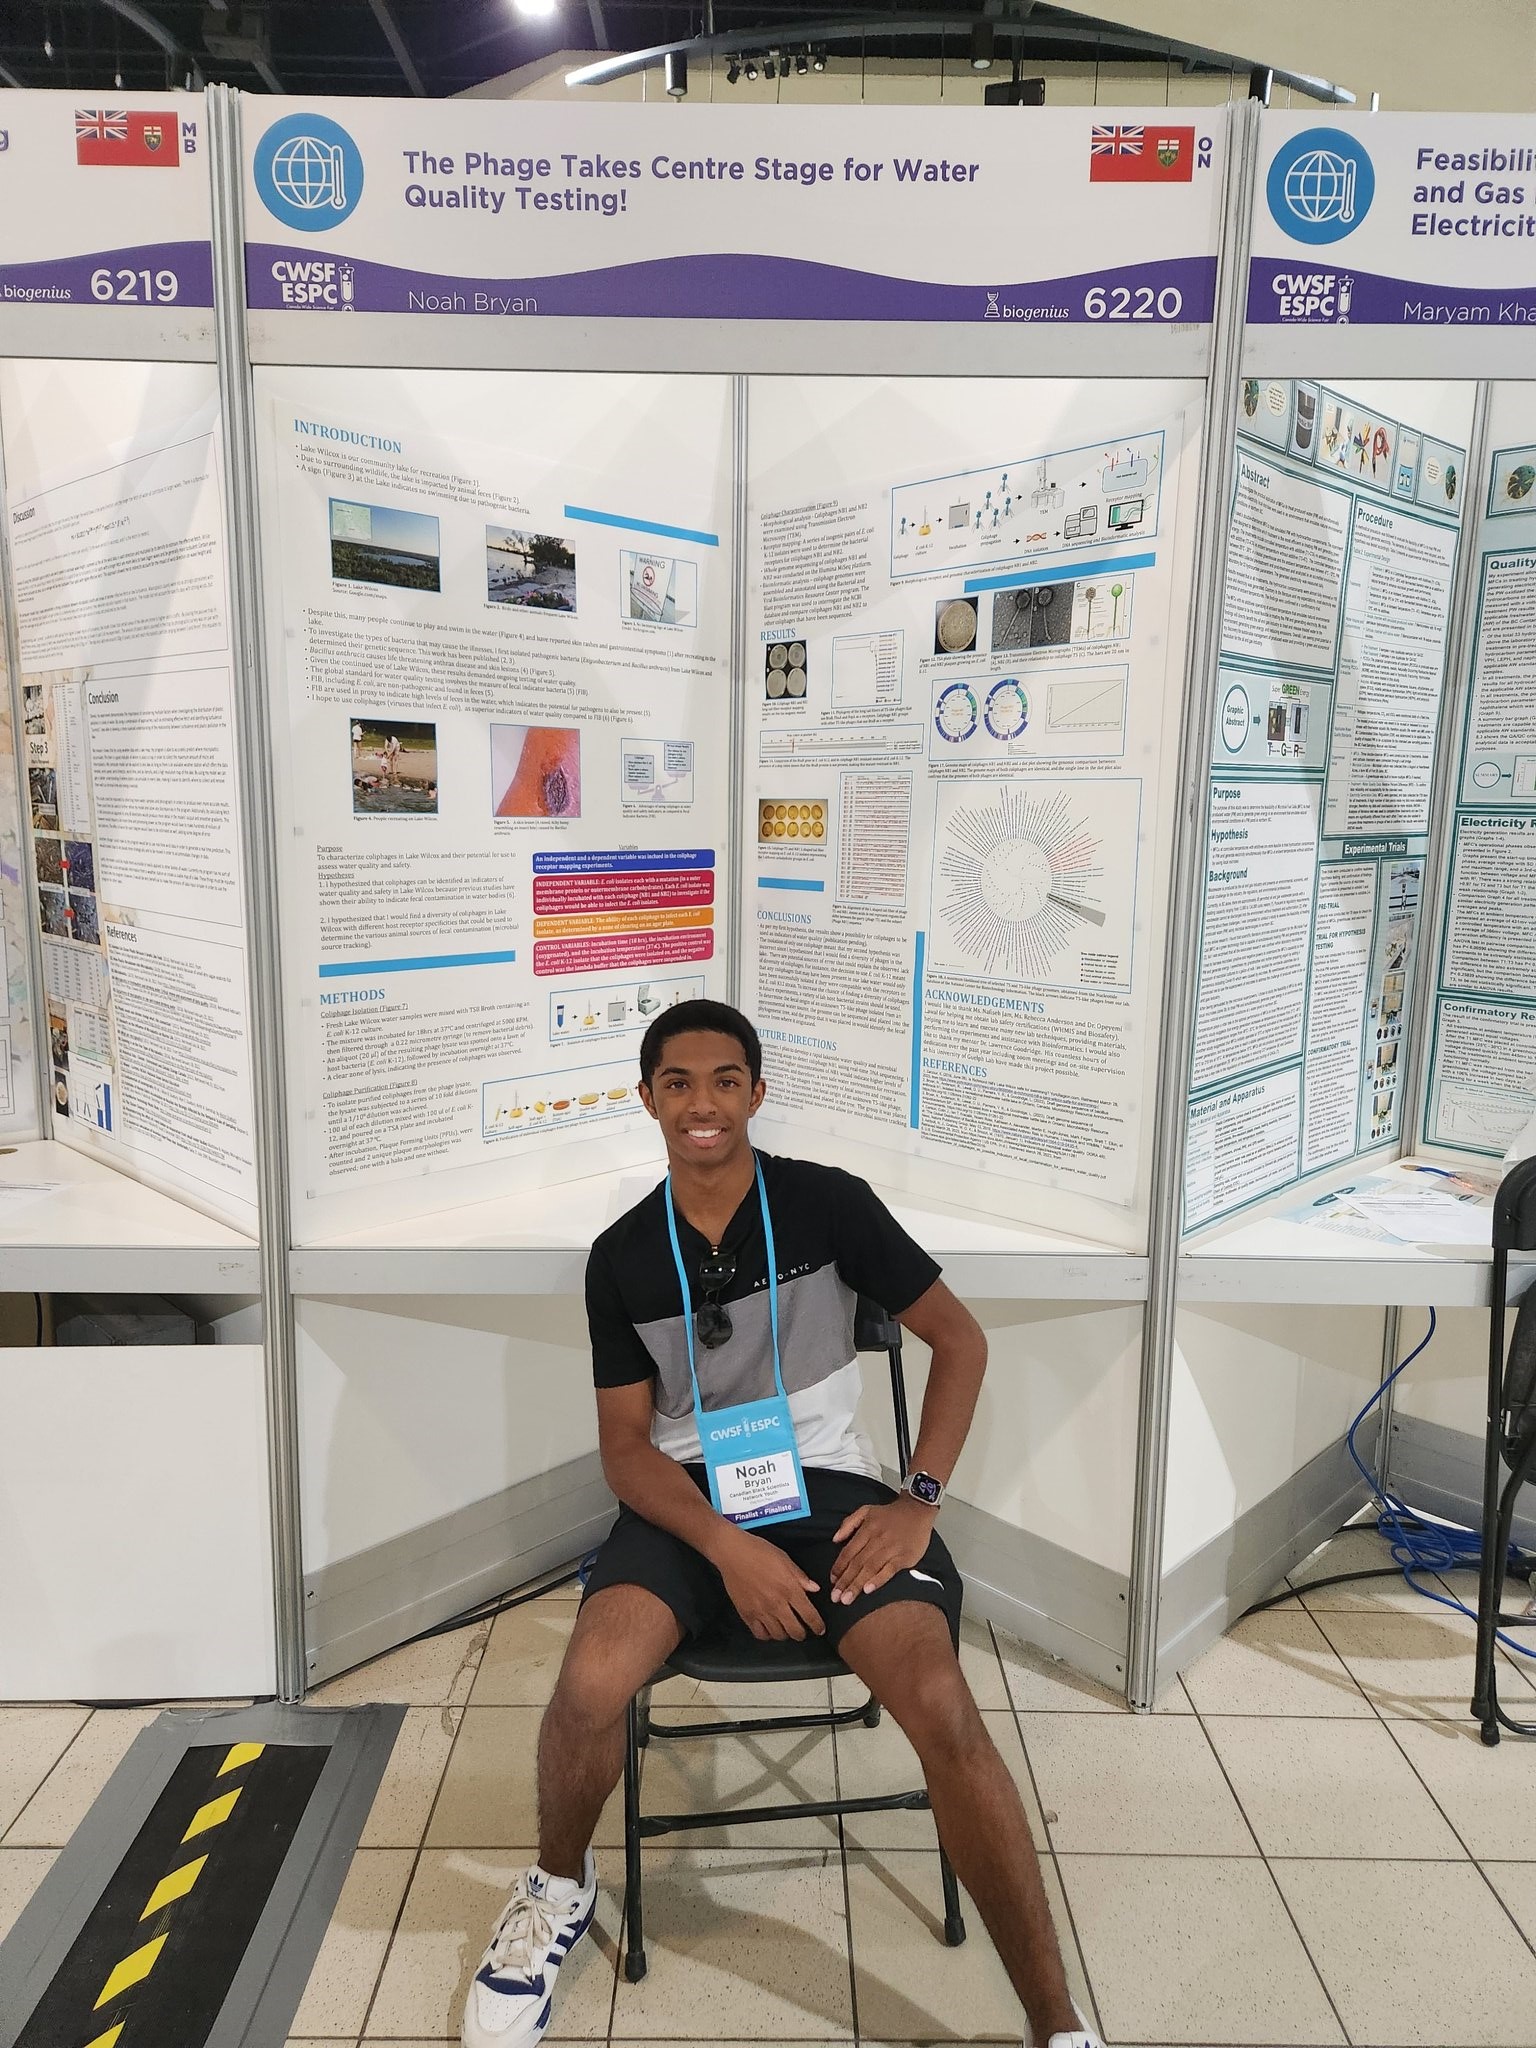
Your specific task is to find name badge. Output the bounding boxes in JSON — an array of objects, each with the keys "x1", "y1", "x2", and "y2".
[{"x1": 700, "y1": 1393, "x2": 809, "y2": 1527}]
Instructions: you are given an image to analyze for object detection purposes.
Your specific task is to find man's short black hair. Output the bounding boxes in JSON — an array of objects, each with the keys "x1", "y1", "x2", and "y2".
[{"x1": 639, "y1": 999, "x2": 762, "y2": 1089}]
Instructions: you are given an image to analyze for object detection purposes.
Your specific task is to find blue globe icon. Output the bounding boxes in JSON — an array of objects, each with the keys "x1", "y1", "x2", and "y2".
[
  {"x1": 1267, "y1": 127, "x2": 1374, "y2": 244},
  {"x1": 1284, "y1": 148, "x2": 1356, "y2": 226},
  {"x1": 254, "y1": 112, "x2": 364, "y2": 230},
  {"x1": 272, "y1": 135, "x2": 344, "y2": 212}
]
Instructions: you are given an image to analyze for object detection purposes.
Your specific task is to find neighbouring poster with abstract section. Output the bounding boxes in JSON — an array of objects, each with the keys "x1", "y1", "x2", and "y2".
[{"x1": 1184, "y1": 376, "x2": 1472, "y2": 1232}]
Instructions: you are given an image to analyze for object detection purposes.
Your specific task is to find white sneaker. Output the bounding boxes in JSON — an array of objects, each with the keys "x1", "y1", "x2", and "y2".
[
  {"x1": 462, "y1": 1851, "x2": 597, "y2": 2048},
  {"x1": 1027, "y1": 2000, "x2": 1104, "y2": 2048}
]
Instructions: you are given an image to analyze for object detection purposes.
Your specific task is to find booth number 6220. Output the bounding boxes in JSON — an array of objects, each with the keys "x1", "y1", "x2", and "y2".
[{"x1": 1084, "y1": 284, "x2": 1185, "y2": 320}]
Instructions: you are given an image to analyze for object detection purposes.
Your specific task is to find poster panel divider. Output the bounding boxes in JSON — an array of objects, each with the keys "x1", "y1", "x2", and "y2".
[
  {"x1": 209, "y1": 83, "x2": 307, "y2": 1703},
  {"x1": 0, "y1": 427, "x2": 46, "y2": 1135},
  {"x1": 1126, "y1": 98, "x2": 1260, "y2": 1710},
  {"x1": 727, "y1": 373, "x2": 749, "y2": 1002}
]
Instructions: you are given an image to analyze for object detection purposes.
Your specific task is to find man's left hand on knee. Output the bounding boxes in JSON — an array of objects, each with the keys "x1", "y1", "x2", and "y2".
[{"x1": 829, "y1": 1496, "x2": 937, "y2": 1604}]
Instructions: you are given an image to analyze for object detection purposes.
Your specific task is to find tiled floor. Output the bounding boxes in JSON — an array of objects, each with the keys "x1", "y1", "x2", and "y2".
[{"x1": 6, "y1": 1529, "x2": 1536, "y2": 2045}]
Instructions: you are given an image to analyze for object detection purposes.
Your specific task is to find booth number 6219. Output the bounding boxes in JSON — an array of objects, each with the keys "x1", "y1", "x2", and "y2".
[{"x1": 90, "y1": 267, "x2": 181, "y2": 303}]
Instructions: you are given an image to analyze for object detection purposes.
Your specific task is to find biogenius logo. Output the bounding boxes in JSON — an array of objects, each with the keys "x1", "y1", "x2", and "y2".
[
  {"x1": 1266, "y1": 127, "x2": 1375, "y2": 245},
  {"x1": 253, "y1": 111, "x2": 364, "y2": 231}
]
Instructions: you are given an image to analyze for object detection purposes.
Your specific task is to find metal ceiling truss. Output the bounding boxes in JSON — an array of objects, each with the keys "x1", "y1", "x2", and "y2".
[{"x1": 564, "y1": 8, "x2": 1354, "y2": 104}]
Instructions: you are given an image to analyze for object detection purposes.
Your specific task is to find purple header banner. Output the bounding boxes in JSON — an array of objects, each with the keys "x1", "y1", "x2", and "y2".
[
  {"x1": 1248, "y1": 256, "x2": 1536, "y2": 331},
  {"x1": 0, "y1": 241, "x2": 213, "y2": 310},
  {"x1": 248, "y1": 244, "x2": 1215, "y2": 326}
]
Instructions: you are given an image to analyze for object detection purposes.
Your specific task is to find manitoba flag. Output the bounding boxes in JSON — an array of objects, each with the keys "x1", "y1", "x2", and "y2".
[
  {"x1": 75, "y1": 109, "x2": 180, "y2": 167},
  {"x1": 1089, "y1": 123, "x2": 1195, "y2": 184}
]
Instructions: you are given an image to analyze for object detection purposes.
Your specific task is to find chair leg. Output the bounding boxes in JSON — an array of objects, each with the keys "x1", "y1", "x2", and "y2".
[
  {"x1": 1475, "y1": 1255, "x2": 1508, "y2": 1745},
  {"x1": 937, "y1": 1839, "x2": 966, "y2": 1946},
  {"x1": 623, "y1": 1697, "x2": 647, "y2": 1981},
  {"x1": 636, "y1": 1684, "x2": 653, "y2": 1750}
]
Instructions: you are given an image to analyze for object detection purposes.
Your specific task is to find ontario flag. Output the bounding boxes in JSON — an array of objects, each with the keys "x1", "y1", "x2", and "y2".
[
  {"x1": 75, "y1": 108, "x2": 180, "y2": 167},
  {"x1": 1089, "y1": 123, "x2": 1195, "y2": 184}
]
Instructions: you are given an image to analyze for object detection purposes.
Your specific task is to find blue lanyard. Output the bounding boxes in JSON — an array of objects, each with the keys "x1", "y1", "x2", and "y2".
[{"x1": 664, "y1": 1153, "x2": 784, "y2": 1410}]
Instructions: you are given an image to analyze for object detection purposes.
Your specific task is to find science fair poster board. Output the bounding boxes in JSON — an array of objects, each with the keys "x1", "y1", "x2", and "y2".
[
  {"x1": 1182, "y1": 378, "x2": 1472, "y2": 1233},
  {"x1": 0, "y1": 361, "x2": 258, "y2": 1233},
  {"x1": 0, "y1": 600, "x2": 37, "y2": 1139},
  {"x1": 253, "y1": 366, "x2": 734, "y2": 1240},
  {"x1": 739, "y1": 376, "x2": 1204, "y2": 1250},
  {"x1": 1422, "y1": 384, "x2": 1536, "y2": 1161},
  {"x1": 0, "y1": 92, "x2": 213, "y2": 347},
  {"x1": 239, "y1": 98, "x2": 1227, "y2": 368},
  {"x1": 1247, "y1": 113, "x2": 1536, "y2": 369}
]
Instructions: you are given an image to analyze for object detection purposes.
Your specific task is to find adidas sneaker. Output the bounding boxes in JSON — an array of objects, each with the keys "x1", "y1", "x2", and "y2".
[{"x1": 462, "y1": 1850, "x2": 597, "y2": 2048}]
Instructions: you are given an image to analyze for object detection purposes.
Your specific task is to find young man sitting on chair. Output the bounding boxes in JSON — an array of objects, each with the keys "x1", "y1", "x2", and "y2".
[{"x1": 464, "y1": 998, "x2": 1100, "y2": 2048}]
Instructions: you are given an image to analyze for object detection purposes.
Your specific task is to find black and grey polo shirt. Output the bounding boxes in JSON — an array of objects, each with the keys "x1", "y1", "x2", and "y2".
[{"x1": 585, "y1": 1152, "x2": 942, "y2": 1477}]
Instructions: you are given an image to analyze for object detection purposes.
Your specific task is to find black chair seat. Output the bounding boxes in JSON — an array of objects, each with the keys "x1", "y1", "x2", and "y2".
[
  {"x1": 662, "y1": 1617, "x2": 848, "y2": 1687},
  {"x1": 620, "y1": 1294, "x2": 965, "y2": 1983}
]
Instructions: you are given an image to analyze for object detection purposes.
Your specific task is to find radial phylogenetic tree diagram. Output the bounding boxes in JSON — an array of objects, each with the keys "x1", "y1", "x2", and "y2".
[{"x1": 938, "y1": 784, "x2": 1107, "y2": 979}]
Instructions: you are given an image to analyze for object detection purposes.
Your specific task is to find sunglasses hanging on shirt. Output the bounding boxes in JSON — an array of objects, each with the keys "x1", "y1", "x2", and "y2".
[{"x1": 694, "y1": 1248, "x2": 737, "y2": 1349}]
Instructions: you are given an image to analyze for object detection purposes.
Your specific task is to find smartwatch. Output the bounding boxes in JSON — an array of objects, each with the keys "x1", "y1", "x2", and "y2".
[{"x1": 901, "y1": 1470, "x2": 945, "y2": 1509}]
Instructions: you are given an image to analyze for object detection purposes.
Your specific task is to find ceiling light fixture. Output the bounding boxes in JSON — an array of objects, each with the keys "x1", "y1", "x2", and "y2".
[
  {"x1": 970, "y1": 21, "x2": 995, "y2": 71},
  {"x1": 664, "y1": 49, "x2": 687, "y2": 97},
  {"x1": 796, "y1": 51, "x2": 808, "y2": 75},
  {"x1": 726, "y1": 56, "x2": 740, "y2": 83},
  {"x1": 744, "y1": 55, "x2": 758, "y2": 80},
  {"x1": 511, "y1": 0, "x2": 559, "y2": 19},
  {"x1": 811, "y1": 46, "x2": 826, "y2": 71}
]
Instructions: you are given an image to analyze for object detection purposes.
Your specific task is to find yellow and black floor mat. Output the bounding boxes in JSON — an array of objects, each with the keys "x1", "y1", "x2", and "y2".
[{"x1": 0, "y1": 1702, "x2": 404, "y2": 2048}]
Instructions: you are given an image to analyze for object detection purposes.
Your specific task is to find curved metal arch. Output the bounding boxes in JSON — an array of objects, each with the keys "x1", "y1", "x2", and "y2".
[{"x1": 564, "y1": 11, "x2": 1354, "y2": 104}]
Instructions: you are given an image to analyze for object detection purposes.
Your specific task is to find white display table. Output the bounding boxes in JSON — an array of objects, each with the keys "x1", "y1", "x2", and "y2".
[
  {"x1": 287, "y1": 1165, "x2": 1148, "y2": 1302},
  {"x1": 0, "y1": 1141, "x2": 260, "y2": 1292},
  {"x1": 1179, "y1": 1157, "x2": 1536, "y2": 1308}
]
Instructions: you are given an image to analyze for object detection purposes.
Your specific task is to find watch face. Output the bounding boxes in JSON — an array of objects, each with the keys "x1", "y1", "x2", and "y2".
[{"x1": 909, "y1": 1473, "x2": 943, "y2": 1506}]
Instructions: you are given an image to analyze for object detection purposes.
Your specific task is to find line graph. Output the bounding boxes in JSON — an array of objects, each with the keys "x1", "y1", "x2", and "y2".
[{"x1": 1047, "y1": 672, "x2": 1127, "y2": 734}]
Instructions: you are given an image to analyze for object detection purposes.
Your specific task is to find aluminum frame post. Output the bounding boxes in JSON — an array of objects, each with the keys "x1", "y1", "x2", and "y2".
[
  {"x1": 1125, "y1": 98, "x2": 1260, "y2": 1710},
  {"x1": 0, "y1": 429, "x2": 51, "y2": 1134},
  {"x1": 726, "y1": 373, "x2": 749, "y2": 1005},
  {"x1": 207, "y1": 82, "x2": 309, "y2": 1702}
]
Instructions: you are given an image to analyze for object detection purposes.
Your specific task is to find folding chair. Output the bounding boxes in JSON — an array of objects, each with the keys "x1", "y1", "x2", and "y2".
[
  {"x1": 1472, "y1": 1154, "x2": 1536, "y2": 1745},
  {"x1": 620, "y1": 1294, "x2": 966, "y2": 1982}
]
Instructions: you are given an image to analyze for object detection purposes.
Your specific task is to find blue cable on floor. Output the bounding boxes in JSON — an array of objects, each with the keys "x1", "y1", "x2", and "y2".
[{"x1": 1343, "y1": 1306, "x2": 1536, "y2": 1659}]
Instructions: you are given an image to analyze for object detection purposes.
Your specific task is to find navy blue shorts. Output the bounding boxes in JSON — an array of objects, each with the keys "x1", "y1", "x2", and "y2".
[{"x1": 580, "y1": 1464, "x2": 962, "y2": 1651}]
